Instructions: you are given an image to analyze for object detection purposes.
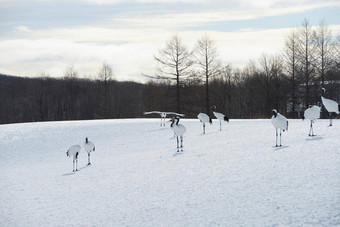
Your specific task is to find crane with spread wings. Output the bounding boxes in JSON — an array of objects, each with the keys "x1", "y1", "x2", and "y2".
[{"x1": 143, "y1": 111, "x2": 185, "y2": 127}]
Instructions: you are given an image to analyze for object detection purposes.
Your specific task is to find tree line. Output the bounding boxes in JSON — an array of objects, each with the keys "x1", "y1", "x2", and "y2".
[
  {"x1": 1, "y1": 19, "x2": 339, "y2": 124},
  {"x1": 150, "y1": 19, "x2": 340, "y2": 118}
]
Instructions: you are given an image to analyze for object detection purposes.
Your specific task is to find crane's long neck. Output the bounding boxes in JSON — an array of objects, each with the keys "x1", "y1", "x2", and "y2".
[
  {"x1": 321, "y1": 88, "x2": 326, "y2": 98},
  {"x1": 175, "y1": 118, "x2": 180, "y2": 125},
  {"x1": 273, "y1": 111, "x2": 277, "y2": 118}
]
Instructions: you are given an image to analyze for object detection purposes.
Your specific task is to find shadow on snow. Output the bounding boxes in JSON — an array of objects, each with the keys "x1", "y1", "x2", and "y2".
[
  {"x1": 62, "y1": 164, "x2": 91, "y2": 176},
  {"x1": 305, "y1": 136, "x2": 324, "y2": 141},
  {"x1": 273, "y1": 145, "x2": 290, "y2": 150}
]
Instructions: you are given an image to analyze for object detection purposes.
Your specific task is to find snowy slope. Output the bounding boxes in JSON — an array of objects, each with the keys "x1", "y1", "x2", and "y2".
[{"x1": 0, "y1": 119, "x2": 339, "y2": 226}]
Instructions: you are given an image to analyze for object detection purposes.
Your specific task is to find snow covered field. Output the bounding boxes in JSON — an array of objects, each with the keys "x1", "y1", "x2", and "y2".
[{"x1": 0, "y1": 118, "x2": 339, "y2": 226}]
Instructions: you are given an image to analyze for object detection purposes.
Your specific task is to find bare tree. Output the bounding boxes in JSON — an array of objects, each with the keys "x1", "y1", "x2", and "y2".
[
  {"x1": 35, "y1": 72, "x2": 50, "y2": 121},
  {"x1": 283, "y1": 29, "x2": 299, "y2": 117},
  {"x1": 63, "y1": 65, "x2": 79, "y2": 119},
  {"x1": 195, "y1": 34, "x2": 219, "y2": 113},
  {"x1": 256, "y1": 54, "x2": 286, "y2": 115},
  {"x1": 336, "y1": 35, "x2": 340, "y2": 62},
  {"x1": 64, "y1": 65, "x2": 78, "y2": 80},
  {"x1": 221, "y1": 65, "x2": 233, "y2": 116},
  {"x1": 210, "y1": 64, "x2": 232, "y2": 116},
  {"x1": 98, "y1": 61, "x2": 114, "y2": 82},
  {"x1": 315, "y1": 19, "x2": 333, "y2": 88},
  {"x1": 153, "y1": 34, "x2": 193, "y2": 113},
  {"x1": 297, "y1": 19, "x2": 317, "y2": 108},
  {"x1": 313, "y1": 20, "x2": 336, "y2": 118},
  {"x1": 258, "y1": 54, "x2": 272, "y2": 112},
  {"x1": 271, "y1": 55, "x2": 285, "y2": 110},
  {"x1": 98, "y1": 62, "x2": 114, "y2": 118}
]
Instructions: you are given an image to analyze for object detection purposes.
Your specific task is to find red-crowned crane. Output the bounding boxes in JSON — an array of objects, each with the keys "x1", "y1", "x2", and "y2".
[
  {"x1": 197, "y1": 113, "x2": 212, "y2": 134},
  {"x1": 321, "y1": 88, "x2": 339, "y2": 126},
  {"x1": 212, "y1": 106, "x2": 229, "y2": 131},
  {"x1": 84, "y1": 137, "x2": 95, "y2": 166},
  {"x1": 143, "y1": 111, "x2": 185, "y2": 127},
  {"x1": 169, "y1": 117, "x2": 186, "y2": 152},
  {"x1": 66, "y1": 145, "x2": 81, "y2": 172},
  {"x1": 303, "y1": 105, "x2": 321, "y2": 136},
  {"x1": 271, "y1": 109, "x2": 288, "y2": 147}
]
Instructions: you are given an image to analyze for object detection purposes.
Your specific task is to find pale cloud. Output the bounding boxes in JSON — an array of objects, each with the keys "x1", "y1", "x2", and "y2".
[
  {"x1": 112, "y1": 3, "x2": 335, "y2": 29},
  {"x1": 80, "y1": 0, "x2": 339, "y2": 8},
  {"x1": 16, "y1": 26, "x2": 31, "y2": 32},
  {"x1": 2, "y1": 25, "x2": 340, "y2": 82},
  {"x1": 83, "y1": 0, "x2": 208, "y2": 3},
  {"x1": 16, "y1": 0, "x2": 337, "y2": 44},
  {"x1": 15, "y1": 3, "x2": 339, "y2": 46},
  {"x1": 0, "y1": 38, "x2": 158, "y2": 82},
  {"x1": 1, "y1": 0, "x2": 339, "y2": 81}
]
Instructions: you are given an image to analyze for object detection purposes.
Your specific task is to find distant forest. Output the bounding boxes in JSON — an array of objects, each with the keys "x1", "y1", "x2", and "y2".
[{"x1": 1, "y1": 19, "x2": 339, "y2": 124}]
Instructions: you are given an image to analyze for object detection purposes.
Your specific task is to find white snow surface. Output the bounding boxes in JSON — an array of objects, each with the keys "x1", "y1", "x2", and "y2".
[{"x1": 0, "y1": 119, "x2": 339, "y2": 226}]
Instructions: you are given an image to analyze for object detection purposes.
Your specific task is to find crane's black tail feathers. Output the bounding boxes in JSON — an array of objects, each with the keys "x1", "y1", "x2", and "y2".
[{"x1": 224, "y1": 116, "x2": 229, "y2": 122}]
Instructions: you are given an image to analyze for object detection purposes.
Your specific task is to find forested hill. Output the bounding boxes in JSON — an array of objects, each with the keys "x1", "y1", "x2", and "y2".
[
  {"x1": 0, "y1": 74, "x2": 146, "y2": 124},
  {"x1": 1, "y1": 71, "x2": 339, "y2": 125}
]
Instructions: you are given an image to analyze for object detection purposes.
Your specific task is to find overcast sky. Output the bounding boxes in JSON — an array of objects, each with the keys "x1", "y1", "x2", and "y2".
[{"x1": 0, "y1": 0, "x2": 339, "y2": 82}]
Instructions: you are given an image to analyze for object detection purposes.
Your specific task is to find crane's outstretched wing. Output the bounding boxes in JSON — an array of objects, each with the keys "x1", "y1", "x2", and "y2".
[
  {"x1": 143, "y1": 111, "x2": 162, "y2": 115},
  {"x1": 165, "y1": 112, "x2": 185, "y2": 117}
]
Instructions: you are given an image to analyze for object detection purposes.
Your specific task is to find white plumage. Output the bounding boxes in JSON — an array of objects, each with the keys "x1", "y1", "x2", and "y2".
[
  {"x1": 84, "y1": 137, "x2": 95, "y2": 166},
  {"x1": 321, "y1": 88, "x2": 339, "y2": 126},
  {"x1": 304, "y1": 105, "x2": 321, "y2": 121},
  {"x1": 143, "y1": 111, "x2": 185, "y2": 127},
  {"x1": 271, "y1": 109, "x2": 288, "y2": 147},
  {"x1": 212, "y1": 107, "x2": 229, "y2": 131},
  {"x1": 170, "y1": 117, "x2": 186, "y2": 152},
  {"x1": 321, "y1": 96, "x2": 339, "y2": 113},
  {"x1": 303, "y1": 105, "x2": 321, "y2": 136},
  {"x1": 66, "y1": 145, "x2": 81, "y2": 172},
  {"x1": 197, "y1": 113, "x2": 212, "y2": 134}
]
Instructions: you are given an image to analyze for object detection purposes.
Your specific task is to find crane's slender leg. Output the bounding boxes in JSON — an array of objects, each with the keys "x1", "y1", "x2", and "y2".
[
  {"x1": 76, "y1": 152, "x2": 79, "y2": 171},
  {"x1": 160, "y1": 118, "x2": 162, "y2": 127},
  {"x1": 275, "y1": 129, "x2": 278, "y2": 147},
  {"x1": 73, "y1": 160, "x2": 75, "y2": 172},
  {"x1": 203, "y1": 124, "x2": 205, "y2": 134},
  {"x1": 180, "y1": 136, "x2": 183, "y2": 152},
  {"x1": 279, "y1": 129, "x2": 282, "y2": 147},
  {"x1": 176, "y1": 136, "x2": 179, "y2": 152},
  {"x1": 330, "y1": 113, "x2": 333, "y2": 126},
  {"x1": 309, "y1": 120, "x2": 312, "y2": 136},
  {"x1": 88, "y1": 153, "x2": 91, "y2": 165},
  {"x1": 220, "y1": 121, "x2": 222, "y2": 131}
]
